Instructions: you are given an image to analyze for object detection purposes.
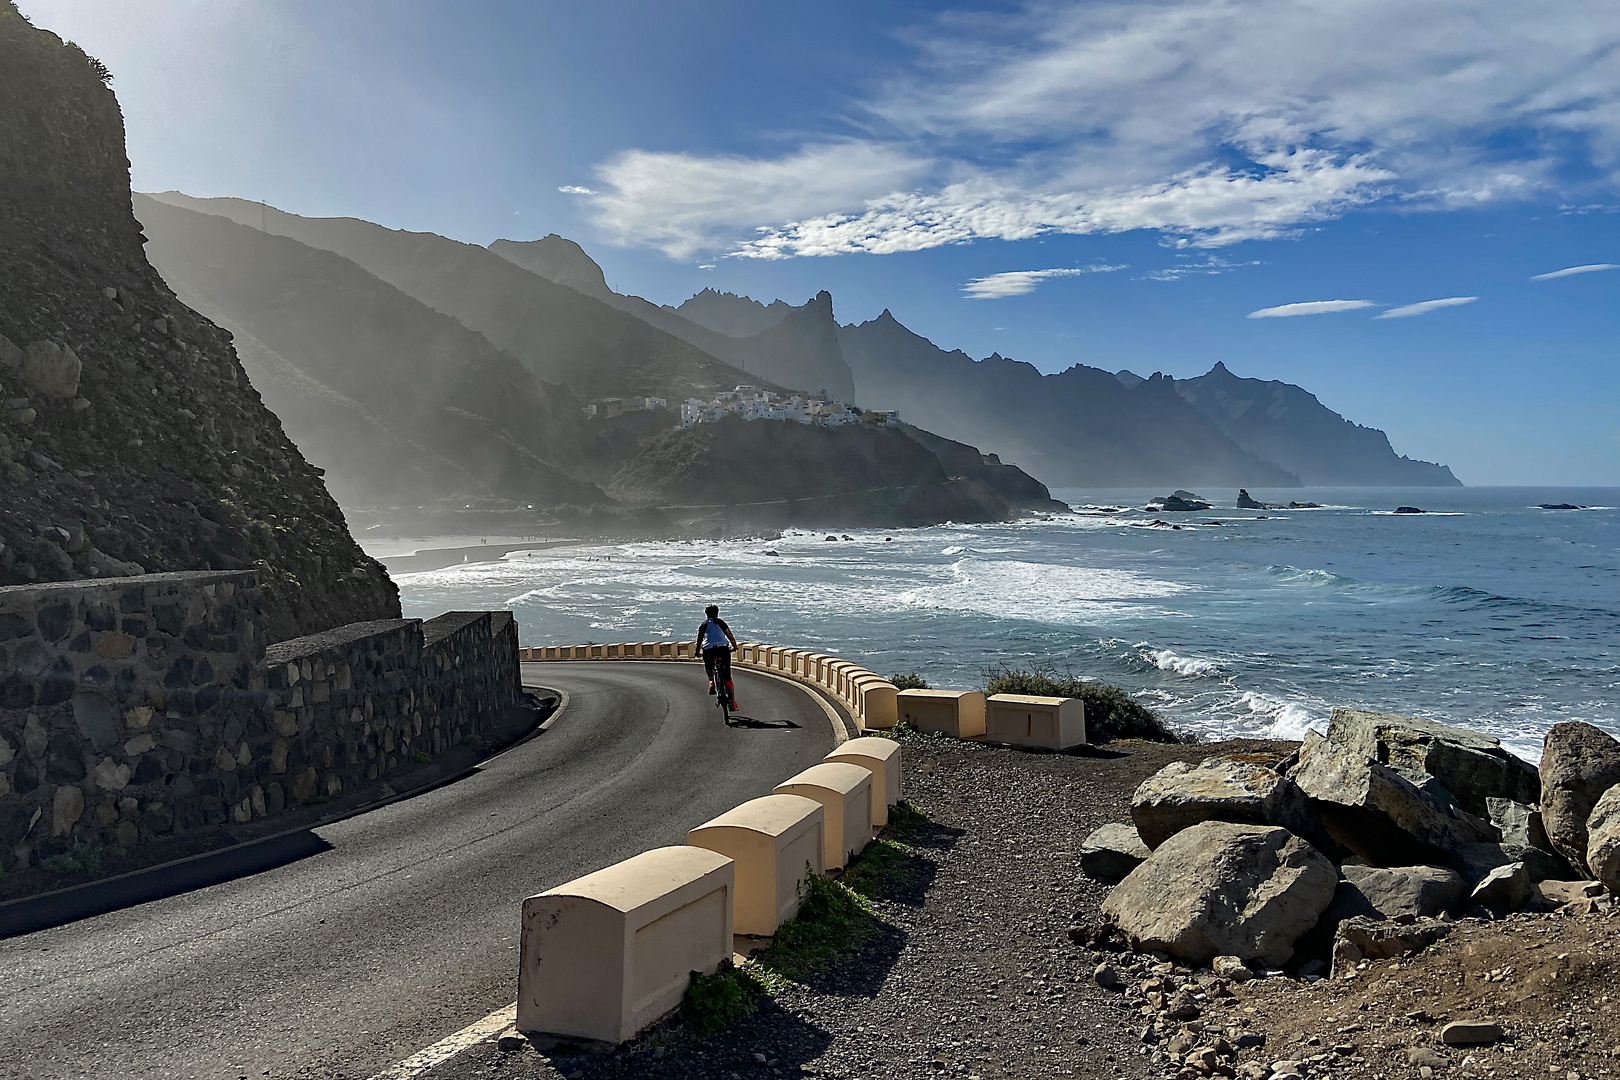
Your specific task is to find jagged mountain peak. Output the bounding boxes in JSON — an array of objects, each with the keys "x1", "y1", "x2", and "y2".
[{"x1": 486, "y1": 234, "x2": 611, "y2": 302}]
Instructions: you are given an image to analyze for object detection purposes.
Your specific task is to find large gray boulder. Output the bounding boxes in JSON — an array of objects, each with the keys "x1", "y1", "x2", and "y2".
[
  {"x1": 1335, "y1": 864, "x2": 1467, "y2": 921},
  {"x1": 1470, "y1": 861, "x2": 1531, "y2": 914},
  {"x1": 1101, "y1": 821, "x2": 1337, "y2": 967},
  {"x1": 1080, "y1": 823, "x2": 1150, "y2": 881},
  {"x1": 19, "y1": 340, "x2": 81, "y2": 399},
  {"x1": 1327, "y1": 707, "x2": 1540, "y2": 815},
  {"x1": 1587, "y1": 786, "x2": 1620, "y2": 897},
  {"x1": 1291, "y1": 732, "x2": 1499, "y2": 865},
  {"x1": 1130, "y1": 756, "x2": 1311, "y2": 849},
  {"x1": 1454, "y1": 841, "x2": 1573, "y2": 885},
  {"x1": 1541, "y1": 722, "x2": 1620, "y2": 875}
]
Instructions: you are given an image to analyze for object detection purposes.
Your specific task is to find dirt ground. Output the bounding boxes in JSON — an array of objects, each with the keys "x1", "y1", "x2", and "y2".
[{"x1": 424, "y1": 732, "x2": 1618, "y2": 1080}]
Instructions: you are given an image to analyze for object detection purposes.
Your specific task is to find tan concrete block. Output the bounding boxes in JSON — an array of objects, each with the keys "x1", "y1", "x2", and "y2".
[
  {"x1": 824, "y1": 737, "x2": 902, "y2": 827},
  {"x1": 897, "y1": 689, "x2": 986, "y2": 739},
  {"x1": 676, "y1": 642, "x2": 693, "y2": 659},
  {"x1": 773, "y1": 762, "x2": 873, "y2": 870},
  {"x1": 986, "y1": 694, "x2": 1086, "y2": 750},
  {"x1": 855, "y1": 678, "x2": 899, "y2": 730},
  {"x1": 688, "y1": 794, "x2": 825, "y2": 936},
  {"x1": 518, "y1": 846, "x2": 734, "y2": 1045}
]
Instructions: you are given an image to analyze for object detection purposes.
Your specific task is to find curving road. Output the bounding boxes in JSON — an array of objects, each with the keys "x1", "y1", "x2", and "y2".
[{"x1": 0, "y1": 662, "x2": 836, "y2": 1080}]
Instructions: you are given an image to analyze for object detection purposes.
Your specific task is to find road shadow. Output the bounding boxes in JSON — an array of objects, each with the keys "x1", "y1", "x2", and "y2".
[
  {"x1": 0, "y1": 829, "x2": 334, "y2": 939},
  {"x1": 724, "y1": 713, "x2": 801, "y2": 730}
]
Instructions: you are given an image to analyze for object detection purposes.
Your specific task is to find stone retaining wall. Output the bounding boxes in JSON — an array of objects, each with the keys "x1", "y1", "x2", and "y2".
[{"x1": 0, "y1": 571, "x2": 521, "y2": 873}]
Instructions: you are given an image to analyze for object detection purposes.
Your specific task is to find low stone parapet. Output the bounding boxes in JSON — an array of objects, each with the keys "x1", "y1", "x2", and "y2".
[
  {"x1": 774, "y1": 762, "x2": 874, "y2": 870},
  {"x1": 986, "y1": 693, "x2": 1087, "y2": 750},
  {"x1": 518, "y1": 846, "x2": 735, "y2": 1045},
  {"x1": 898, "y1": 689, "x2": 986, "y2": 738},
  {"x1": 824, "y1": 737, "x2": 902, "y2": 828},
  {"x1": 687, "y1": 794, "x2": 824, "y2": 936}
]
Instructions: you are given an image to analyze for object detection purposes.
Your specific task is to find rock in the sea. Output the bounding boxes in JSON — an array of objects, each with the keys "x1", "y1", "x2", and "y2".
[
  {"x1": 1080, "y1": 823, "x2": 1151, "y2": 881},
  {"x1": 1327, "y1": 707, "x2": 1540, "y2": 816},
  {"x1": 1236, "y1": 489, "x2": 1274, "y2": 511},
  {"x1": 19, "y1": 340, "x2": 81, "y2": 399},
  {"x1": 1334, "y1": 863, "x2": 1467, "y2": 921},
  {"x1": 1130, "y1": 757, "x2": 1310, "y2": 848},
  {"x1": 1330, "y1": 916, "x2": 1451, "y2": 978},
  {"x1": 1470, "y1": 861, "x2": 1531, "y2": 914},
  {"x1": 1101, "y1": 820, "x2": 1336, "y2": 967},
  {"x1": 1393, "y1": 506, "x2": 1426, "y2": 514},
  {"x1": 1586, "y1": 785, "x2": 1620, "y2": 897},
  {"x1": 1540, "y1": 722, "x2": 1620, "y2": 876},
  {"x1": 1150, "y1": 491, "x2": 1212, "y2": 512},
  {"x1": 1291, "y1": 732, "x2": 1499, "y2": 864}
]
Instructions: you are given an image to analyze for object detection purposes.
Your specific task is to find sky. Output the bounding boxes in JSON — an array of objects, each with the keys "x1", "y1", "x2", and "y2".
[{"x1": 20, "y1": 0, "x2": 1620, "y2": 485}]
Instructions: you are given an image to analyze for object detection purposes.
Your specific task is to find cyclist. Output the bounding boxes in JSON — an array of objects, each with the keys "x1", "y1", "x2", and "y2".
[{"x1": 695, "y1": 604, "x2": 739, "y2": 710}]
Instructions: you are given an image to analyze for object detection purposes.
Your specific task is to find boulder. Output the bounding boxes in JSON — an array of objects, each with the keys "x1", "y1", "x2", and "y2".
[
  {"x1": 1327, "y1": 708, "x2": 1540, "y2": 816},
  {"x1": 1080, "y1": 823, "x2": 1150, "y2": 881},
  {"x1": 1453, "y1": 840, "x2": 1572, "y2": 885},
  {"x1": 1334, "y1": 864, "x2": 1466, "y2": 921},
  {"x1": 1211, "y1": 955, "x2": 1254, "y2": 982},
  {"x1": 19, "y1": 340, "x2": 81, "y2": 400},
  {"x1": 0, "y1": 332, "x2": 21, "y2": 371},
  {"x1": 1470, "y1": 861, "x2": 1531, "y2": 914},
  {"x1": 1130, "y1": 757, "x2": 1313, "y2": 848},
  {"x1": 1586, "y1": 785, "x2": 1620, "y2": 897},
  {"x1": 1101, "y1": 821, "x2": 1337, "y2": 968},
  {"x1": 1291, "y1": 733, "x2": 1499, "y2": 865},
  {"x1": 1540, "y1": 722, "x2": 1620, "y2": 875},
  {"x1": 1330, "y1": 916, "x2": 1451, "y2": 978},
  {"x1": 1531, "y1": 879, "x2": 1601, "y2": 909},
  {"x1": 1486, "y1": 797, "x2": 1558, "y2": 854}
]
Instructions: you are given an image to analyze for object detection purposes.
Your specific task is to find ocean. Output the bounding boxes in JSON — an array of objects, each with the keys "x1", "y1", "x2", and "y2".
[{"x1": 391, "y1": 487, "x2": 1619, "y2": 763}]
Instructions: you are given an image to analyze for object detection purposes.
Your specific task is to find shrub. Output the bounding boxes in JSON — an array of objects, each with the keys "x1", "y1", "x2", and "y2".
[
  {"x1": 888, "y1": 671, "x2": 929, "y2": 690},
  {"x1": 984, "y1": 664, "x2": 1183, "y2": 743}
]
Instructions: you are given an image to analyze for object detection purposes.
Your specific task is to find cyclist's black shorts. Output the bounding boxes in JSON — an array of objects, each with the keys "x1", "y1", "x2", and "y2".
[{"x1": 702, "y1": 646, "x2": 732, "y2": 684}]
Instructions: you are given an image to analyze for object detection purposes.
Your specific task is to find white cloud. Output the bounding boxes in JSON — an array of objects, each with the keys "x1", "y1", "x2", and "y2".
[
  {"x1": 962, "y1": 264, "x2": 1126, "y2": 299},
  {"x1": 1530, "y1": 263, "x2": 1619, "y2": 280},
  {"x1": 1374, "y1": 296, "x2": 1479, "y2": 319},
  {"x1": 557, "y1": 185, "x2": 598, "y2": 195},
  {"x1": 1141, "y1": 254, "x2": 1263, "y2": 282},
  {"x1": 1247, "y1": 300, "x2": 1376, "y2": 319},
  {"x1": 573, "y1": 0, "x2": 1620, "y2": 260}
]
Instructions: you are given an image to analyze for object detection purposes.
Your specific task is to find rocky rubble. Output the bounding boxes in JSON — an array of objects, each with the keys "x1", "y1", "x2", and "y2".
[{"x1": 1080, "y1": 709, "x2": 1620, "y2": 993}]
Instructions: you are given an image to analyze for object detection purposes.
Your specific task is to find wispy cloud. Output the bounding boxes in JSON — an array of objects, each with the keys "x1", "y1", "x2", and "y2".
[
  {"x1": 1374, "y1": 296, "x2": 1479, "y2": 319},
  {"x1": 1248, "y1": 300, "x2": 1376, "y2": 319},
  {"x1": 962, "y1": 264, "x2": 1127, "y2": 299},
  {"x1": 557, "y1": 185, "x2": 598, "y2": 196},
  {"x1": 1141, "y1": 254, "x2": 1263, "y2": 282},
  {"x1": 1530, "y1": 263, "x2": 1619, "y2": 281},
  {"x1": 573, "y1": 1, "x2": 1620, "y2": 259}
]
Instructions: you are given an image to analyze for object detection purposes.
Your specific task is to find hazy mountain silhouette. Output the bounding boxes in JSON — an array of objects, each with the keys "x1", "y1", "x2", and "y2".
[
  {"x1": 1168, "y1": 362, "x2": 1460, "y2": 486},
  {"x1": 134, "y1": 196, "x2": 606, "y2": 508},
  {"x1": 670, "y1": 288, "x2": 793, "y2": 338},
  {"x1": 142, "y1": 192, "x2": 755, "y2": 402},
  {"x1": 838, "y1": 311, "x2": 1302, "y2": 488},
  {"x1": 490, "y1": 237, "x2": 856, "y2": 401}
]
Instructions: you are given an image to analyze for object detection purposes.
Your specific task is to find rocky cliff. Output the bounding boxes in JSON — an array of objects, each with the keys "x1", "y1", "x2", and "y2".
[
  {"x1": 0, "y1": 4, "x2": 398, "y2": 641},
  {"x1": 1168, "y1": 362, "x2": 1461, "y2": 486}
]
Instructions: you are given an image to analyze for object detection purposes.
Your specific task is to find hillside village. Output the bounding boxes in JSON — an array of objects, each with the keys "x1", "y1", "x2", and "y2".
[{"x1": 677, "y1": 385, "x2": 897, "y2": 429}]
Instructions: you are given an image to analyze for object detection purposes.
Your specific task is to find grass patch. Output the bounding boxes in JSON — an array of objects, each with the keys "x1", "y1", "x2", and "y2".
[
  {"x1": 888, "y1": 671, "x2": 929, "y2": 690},
  {"x1": 412, "y1": 750, "x2": 432, "y2": 764},
  {"x1": 40, "y1": 841, "x2": 110, "y2": 875},
  {"x1": 679, "y1": 804, "x2": 934, "y2": 1035},
  {"x1": 984, "y1": 664, "x2": 1185, "y2": 742}
]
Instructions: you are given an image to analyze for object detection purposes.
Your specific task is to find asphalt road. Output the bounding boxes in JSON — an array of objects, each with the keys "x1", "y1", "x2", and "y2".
[{"x1": 0, "y1": 662, "x2": 835, "y2": 1080}]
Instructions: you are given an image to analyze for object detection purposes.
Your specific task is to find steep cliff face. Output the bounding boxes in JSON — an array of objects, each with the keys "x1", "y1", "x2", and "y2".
[{"x1": 0, "y1": 4, "x2": 398, "y2": 641}]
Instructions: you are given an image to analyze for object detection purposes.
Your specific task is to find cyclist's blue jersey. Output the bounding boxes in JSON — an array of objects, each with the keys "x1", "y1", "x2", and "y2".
[{"x1": 701, "y1": 617, "x2": 731, "y2": 650}]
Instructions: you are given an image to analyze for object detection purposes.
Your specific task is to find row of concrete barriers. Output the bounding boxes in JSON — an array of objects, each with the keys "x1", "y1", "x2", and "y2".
[
  {"x1": 517, "y1": 641, "x2": 1088, "y2": 750},
  {"x1": 516, "y1": 735, "x2": 902, "y2": 1045}
]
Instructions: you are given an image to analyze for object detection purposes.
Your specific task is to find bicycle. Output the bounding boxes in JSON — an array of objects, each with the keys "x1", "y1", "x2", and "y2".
[{"x1": 716, "y1": 675, "x2": 734, "y2": 724}]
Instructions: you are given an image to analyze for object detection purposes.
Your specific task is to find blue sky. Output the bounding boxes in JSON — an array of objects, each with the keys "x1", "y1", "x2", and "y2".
[{"x1": 23, "y1": 0, "x2": 1620, "y2": 484}]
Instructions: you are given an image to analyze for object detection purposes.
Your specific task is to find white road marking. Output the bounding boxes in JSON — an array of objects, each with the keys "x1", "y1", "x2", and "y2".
[{"x1": 365, "y1": 1002, "x2": 517, "y2": 1080}]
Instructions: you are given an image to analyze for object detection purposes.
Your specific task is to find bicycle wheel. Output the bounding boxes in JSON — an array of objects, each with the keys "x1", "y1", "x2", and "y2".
[{"x1": 718, "y1": 688, "x2": 731, "y2": 723}]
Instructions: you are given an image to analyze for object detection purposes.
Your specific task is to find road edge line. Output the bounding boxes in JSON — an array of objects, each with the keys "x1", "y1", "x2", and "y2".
[{"x1": 365, "y1": 1002, "x2": 517, "y2": 1080}]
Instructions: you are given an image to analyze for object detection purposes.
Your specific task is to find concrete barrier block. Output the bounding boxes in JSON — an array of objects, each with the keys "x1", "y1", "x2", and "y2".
[
  {"x1": 518, "y1": 846, "x2": 734, "y2": 1045},
  {"x1": 855, "y1": 678, "x2": 899, "y2": 730},
  {"x1": 675, "y1": 642, "x2": 693, "y2": 659},
  {"x1": 773, "y1": 762, "x2": 874, "y2": 870},
  {"x1": 687, "y1": 794, "x2": 825, "y2": 937},
  {"x1": 897, "y1": 689, "x2": 986, "y2": 739},
  {"x1": 824, "y1": 737, "x2": 902, "y2": 828},
  {"x1": 985, "y1": 694, "x2": 1086, "y2": 750},
  {"x1": 588, "y1": 644, "x2": 605, "y2": 659}
]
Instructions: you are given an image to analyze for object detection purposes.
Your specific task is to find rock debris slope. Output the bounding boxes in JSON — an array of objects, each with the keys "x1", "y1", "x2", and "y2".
[{"x1": 0, "y1": 3, "x2": 397, "y2": 640}]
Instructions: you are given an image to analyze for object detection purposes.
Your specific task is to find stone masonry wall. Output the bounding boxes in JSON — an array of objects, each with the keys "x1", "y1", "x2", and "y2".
[{"x1": 0, "y1": 570, "x2": 521, "y2": 873}]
